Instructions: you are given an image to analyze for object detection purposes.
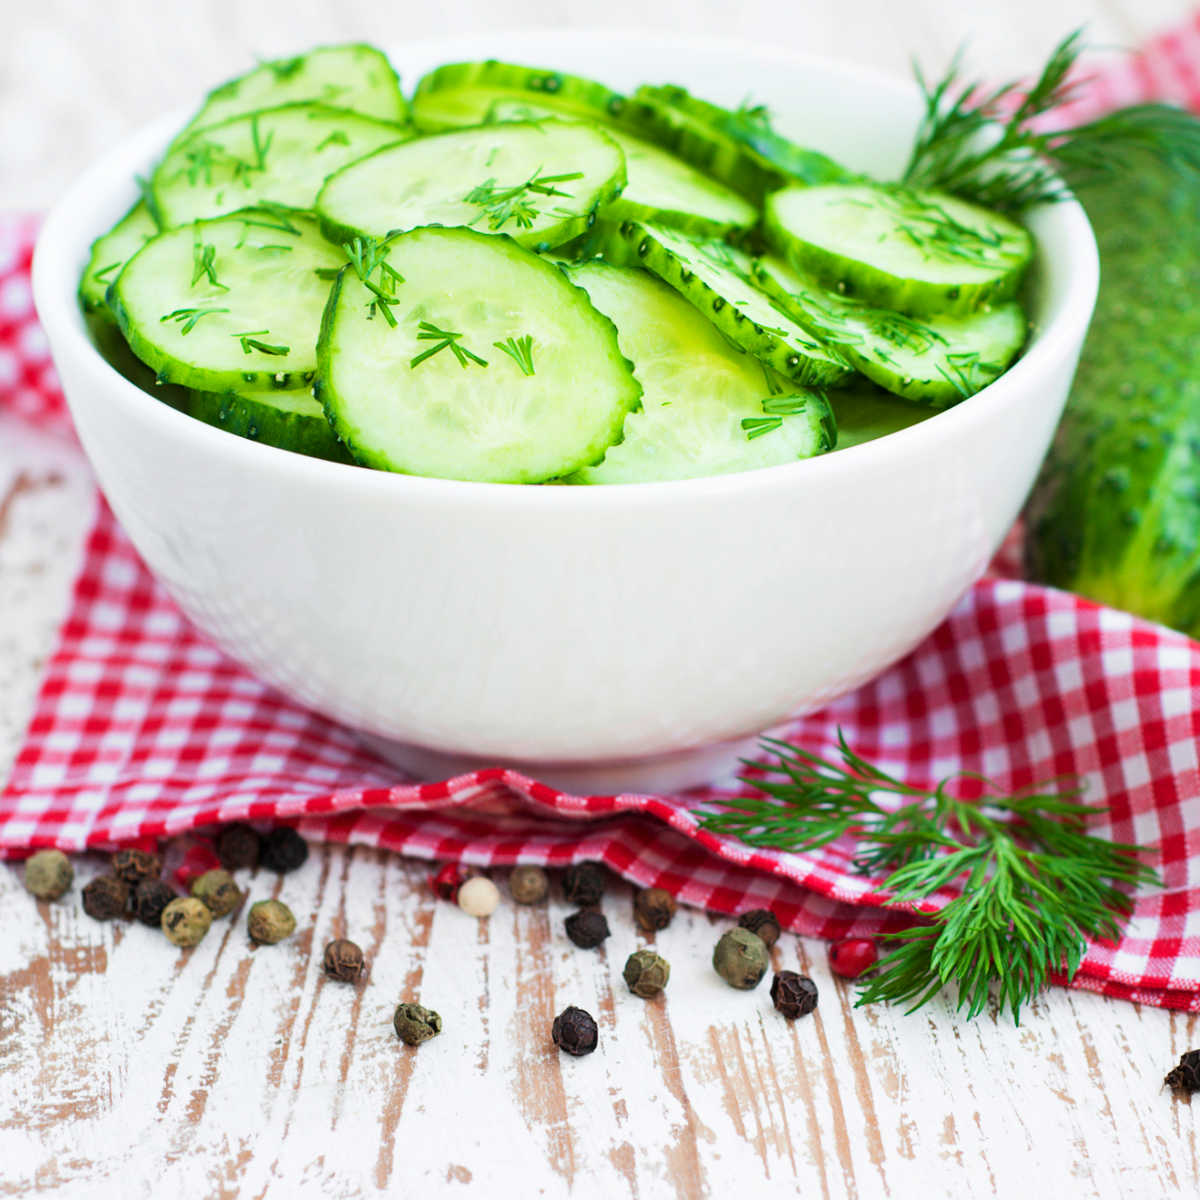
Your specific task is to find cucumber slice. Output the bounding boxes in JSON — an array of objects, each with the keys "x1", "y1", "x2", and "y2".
[
  {"x1": 79, "y1": 201, "x2": 158, "y2": 314},
  {"x1": 316, "y1": 120, "x2": 626, "y2": 252},
  {"x1": 764, "y1": 184, "x2": 1033, "y2": 317},
  {"x1": 111, "y1": 208, "x2": 343, "y2": 392},
  {"x1": 411, "y1": 61, "x2": 625, "y2": 133},
  {"x1": 317, "y1": 226, "x2": 642, "y2": 483},
  {"x1": 183, "y1": 43, "x2": 408, "y2": 135},
  {"x1": 633, "y1": 86, "x2": 856, "y2": 189},
  {"x1": 754, "y1": 254, "x2": 1027, "y2": 406},
  {"x1": 565, "y1": 262, "x2": 834, "y2": 483},
  {"x1": 485, "y1": 100, "x2": 757, "y2": 238},
  {"x1": 152, "y1": 104, "x2": 409, "y2": 227},
  {"x1": 828, "y1": 383, "x2": 935, "y2": 450},
  {"x1": 605, "y1": 221, "x2": 851, "y2": 388},
  {"x1": 186, "y1": 386, "x2": 353, "y2": 462}
]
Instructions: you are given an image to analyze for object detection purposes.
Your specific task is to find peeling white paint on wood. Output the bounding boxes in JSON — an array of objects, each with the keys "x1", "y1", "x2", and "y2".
[{"x1": 3, "y1": 2, "x2": 1200, "y2": 1193}]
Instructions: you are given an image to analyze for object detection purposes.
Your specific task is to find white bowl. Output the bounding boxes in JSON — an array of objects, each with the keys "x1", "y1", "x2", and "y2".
[{"x1": 32, "y1": 32, "x2": 1098, "y2": 793}]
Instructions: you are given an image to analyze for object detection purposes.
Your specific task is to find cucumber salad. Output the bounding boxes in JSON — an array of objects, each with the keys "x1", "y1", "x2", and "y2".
[{"x1": 81, "y1": 43, "x2": 1033, "y2": 484}]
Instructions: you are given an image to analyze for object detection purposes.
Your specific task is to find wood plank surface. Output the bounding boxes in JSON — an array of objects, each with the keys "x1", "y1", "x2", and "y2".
[{"x1": 3, "y1": 2, "x2": 1200, "y2": 1195}]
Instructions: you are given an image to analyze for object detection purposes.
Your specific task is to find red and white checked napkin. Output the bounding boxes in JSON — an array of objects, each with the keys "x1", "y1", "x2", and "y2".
[{"x1": 4, "y1": 19, "x2": 1200, "y2": 1011}]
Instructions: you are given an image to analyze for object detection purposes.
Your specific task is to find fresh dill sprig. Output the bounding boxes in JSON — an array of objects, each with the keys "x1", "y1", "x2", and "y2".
[
  {"x1": 160, "y1": 306, "x2": 229, "y2": 334},
  {"x1": 316, "y1": 129, "x2": 351, "y2": 152},
  {"x1": 190, "y1": 240, "x2": 228, "y2": 290},
  {"x1": 697, "y1": 731, "x2": 1157, "y2": 1022},
  {"x1": 463, "y1": 167, "x2": 584, "y2": 231},
  {"x1": 91, "y1": 261, "x2": 123, "y2": 285},
  {"x1": 234, "y1": 329, "x2": 290, "y2": 355},
  {"x1": 904, "y1": 29, "x2": 1200, "y2": 211},
  {"x1": 493, "y1": 334, "x2": 536, "y2": 376},
  {"x1": 741, "y1": 416, "x2": 782, "y2": 440},
  {"x1": 342, "y1": 235, "x2": 404, "y2": 327},
  {"x1": 410, "y1": 321, "x2": 488, "y2": 369}
]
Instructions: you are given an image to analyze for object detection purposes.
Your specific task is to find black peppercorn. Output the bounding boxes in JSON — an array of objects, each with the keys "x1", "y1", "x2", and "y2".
[
  {"x1": 216, "y1": 823, "x2": 261, "y2": 870},
  {"x1": 111, "y1": 848, "x2": 162, "y2": 886},
  {"x1": 565, "y1": 908, "x2": 610, "y2": 949},
  {"x1": 562, "y1": 861, "x2": 606, "y2": 906},
  {"x1": 82, "y1": 875, "x2": 129, "y2": 921},
  {"x1": 323, "y1": 938, "x2": 366, "y2": 983},
  {"x1": 713, "y1": 928, "x2": 768, "y2": 989},
  {"x1": 738, "y1": 908, "x2": 782, "y2": 948},
  {"x1": 633, "y1": 887, "x2": 676, "y2": 932},
  {"x1": 552, "y1": 1005, "x2": 598, "y2": 1056},
  {"x1": 771, "y1": 971, "x2": 819, "y2": 1019},
  {"x1": 1165, "y1": 1049, "x2": 1200, "y2": 1095},
  {"x1": 260, "y1": 827, "x2": 308, "y2": 874},
  {"x1": 133, "y1": 879, "x2": 177, "y2": 927}
]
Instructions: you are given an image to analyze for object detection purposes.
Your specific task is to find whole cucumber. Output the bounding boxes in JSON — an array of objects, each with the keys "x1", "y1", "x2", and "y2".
[{"x1": 1024, "y1": 148, "x2": 1200, "y2": 638}]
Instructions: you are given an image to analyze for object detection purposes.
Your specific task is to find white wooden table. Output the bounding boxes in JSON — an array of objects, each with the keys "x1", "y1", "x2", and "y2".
[{"x1": 2, "y1": 2, "x2": 1198, "y2": 1196}]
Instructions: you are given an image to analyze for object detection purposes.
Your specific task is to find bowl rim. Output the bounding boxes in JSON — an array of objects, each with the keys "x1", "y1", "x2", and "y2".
[{"x1": 32, "y1": 28, "x2": 1099, "y2": 511}]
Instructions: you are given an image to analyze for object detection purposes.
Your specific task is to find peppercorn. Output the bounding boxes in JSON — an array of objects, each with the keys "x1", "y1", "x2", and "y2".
[
  {"x1": 713, "y1": 928, "x2": 768, "y2": 990},
  {"x1": 633, "y1": 887, "x2": 676, "y2": 932},
  {"x1": 81, "y1": 875, "x2": 129, "y2": 921},
  {"x1": 738, "y1": 908, "x2": 782, "y2": 948},
  {"x1": 161, "y1": 897, "x2": 212, "y2": 947},
  {"x1": 829, "y1": 938, "x2": 878, "y2": 979},
  {"x1": 216, "y1": 823, "x2": 261, "y2": 870},
  {"x1": 247, "y1": 899, "x2": 296, "y2": 944},
  {"x1": 133, "y1": 879, "x2": 177, "y2": 927},
  {"x1": 393, "y1": 1002, "x2": 442, "y2": 1046},
  {"x1": 623, "y1": 949, "x2": 670, "y2": 998},
  {"x1": 771, "y1": 970, "x2": 819, "y2": 1018},
  {"x1": 562, "y1": 861, "x2": 606, "y2": 906},
  {"x1": 430, "y1": 862, "x2": 464, "y2": 901},
  {"x1": 191, "y1": 869, "x2": 243, "y2": 918},
  {"x1": 1165, "y1": 1049, "x2": 1200, "y2": 1095},
  {"x1": 457, "y1": 876, "x2": 501, "y2": 918},
  {"x1": 23, "y1": 850, "x2": 73, "y2": 901},
  {"x1": 323, "y1": 938, "x2": 366, "y2": 982},
  {"x1": 260, "y1": 828, "x2": 308, "y2": 874},
  {"x1": 552, "y1": 1006, "x2": 598, "y2": 1057},
  {"x1": 509, "y1": 865, "x2": 549, "y2": 905},
  {"x1": 565, "y1": 909, "x2": 610, "y2": 949},
  {"x1": 111, "y1": 848, "x2": 162, "y2": 886}
]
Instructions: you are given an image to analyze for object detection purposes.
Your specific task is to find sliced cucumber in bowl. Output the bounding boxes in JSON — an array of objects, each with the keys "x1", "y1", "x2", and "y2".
[
  {"x1": 316, "y1": 119, "x2": 626, "y2": 252},
  {"x1": 565, "y1": 261, "x2": 835, "y2": 483},
  {"x1": 317, "y1": 226, "x2": 642, "y2": 483}
]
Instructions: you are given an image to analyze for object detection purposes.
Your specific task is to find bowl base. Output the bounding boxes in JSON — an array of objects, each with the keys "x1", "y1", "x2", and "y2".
[{"x1": 357, "y1": 731, "x2": 766, "y2": 795}]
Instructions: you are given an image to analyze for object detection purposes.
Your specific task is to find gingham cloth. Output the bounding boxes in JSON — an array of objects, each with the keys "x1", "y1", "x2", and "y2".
[{"x1": 3, "y1": 19, "x2": 1200, "y2": 1011}]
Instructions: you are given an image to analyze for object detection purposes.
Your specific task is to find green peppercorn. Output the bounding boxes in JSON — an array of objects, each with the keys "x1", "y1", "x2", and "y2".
[
  {"x1": 623, "y1": 949, "x2": 670, "y2": 998},
  {"x1": 713, "y1": 928, "x2": 768, "y2": 990},
  {"x1": 393, "y1": 1002, "x2": 442, "y2": 1046},
  {"x1": 509, "y1": 865, "x2": 549, "y2": 905},
  {"x1": 247, "y1": 899, "x2": 296, "y2": 944},
  {"x1": 161, "y1": 897, "x2": 213, "y2": 947},
  {"x1": 191, "y1": 869, "x2": 243, "y2": 918},
  {"x1": 23, "y1": 850, "x2": 73, "y2": 901}
]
